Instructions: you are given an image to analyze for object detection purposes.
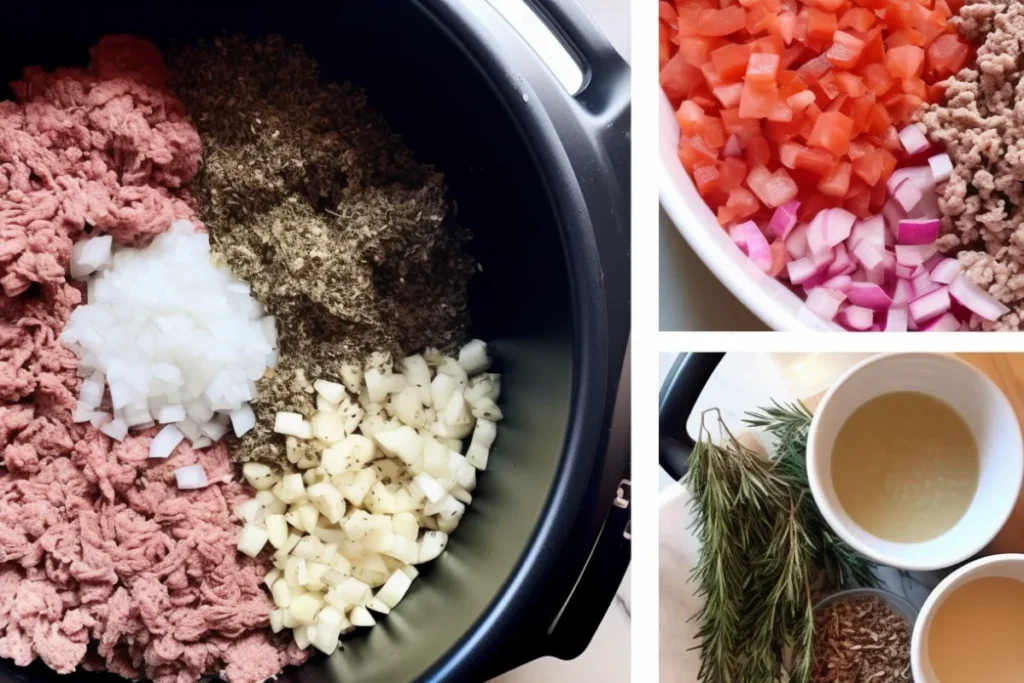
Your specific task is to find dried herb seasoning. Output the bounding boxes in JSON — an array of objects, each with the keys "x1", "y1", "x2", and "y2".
[
  {"x1": 167, "y1": 35, "x2": 475, "y2": 463},
  {"x1": 812, "y1": 596, "x2": 911, "y2": 683}
]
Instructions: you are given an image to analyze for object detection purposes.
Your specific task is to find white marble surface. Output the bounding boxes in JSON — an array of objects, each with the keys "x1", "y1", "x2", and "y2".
[
  {"x1": 659, "y1": 353, "x2": 946, "y2": 681},
  {"x1": 491, "y1": 1, "x2": 630, "y2": 680}
]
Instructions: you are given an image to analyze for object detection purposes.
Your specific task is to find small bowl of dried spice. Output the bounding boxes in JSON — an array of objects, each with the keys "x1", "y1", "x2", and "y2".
[{"x1": 812, "y1": 588, "x2": 916, "y2": 683}]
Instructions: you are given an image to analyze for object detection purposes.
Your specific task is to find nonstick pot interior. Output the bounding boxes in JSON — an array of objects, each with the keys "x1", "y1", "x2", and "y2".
[{"x1": 0, "y1": 2, "x2": 583, "y2": 682}]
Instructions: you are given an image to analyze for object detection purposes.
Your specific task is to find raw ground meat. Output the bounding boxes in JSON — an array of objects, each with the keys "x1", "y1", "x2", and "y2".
[
  {"x1": 0, "y1": 36, "x2": 305, "y2": 683},
  {"x1": 922, "y1": 0, "x2": 1024, "y2": 329}
]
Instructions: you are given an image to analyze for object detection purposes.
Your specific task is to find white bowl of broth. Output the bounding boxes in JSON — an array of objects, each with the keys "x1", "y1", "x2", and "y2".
[
  {"x1": 807, "y1": 353, "x2": 1024, "y2": 571},
  {"x1": 912, "y1": 554, "x2": 1024, "y2": 683}
]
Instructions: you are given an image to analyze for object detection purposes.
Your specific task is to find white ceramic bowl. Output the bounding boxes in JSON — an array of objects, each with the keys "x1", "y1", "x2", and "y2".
[
  {"x1": 912, "y1": 554, "x2": 1024, "y2": 682},
  {"x1": 659, "y1": 92, "x2": 836, "y2": 330},
  {"x1": 806, "y1": 353, "x2": 1024, "y2": 571}
]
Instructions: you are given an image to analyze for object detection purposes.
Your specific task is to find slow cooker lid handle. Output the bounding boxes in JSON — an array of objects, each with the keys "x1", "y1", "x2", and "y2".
[{"x1": 659, "y1": 353, "x2": 725, "y2": 481}]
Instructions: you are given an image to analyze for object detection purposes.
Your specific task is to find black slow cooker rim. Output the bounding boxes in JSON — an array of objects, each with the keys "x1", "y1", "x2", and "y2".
[{"x1": 412, "y1": 1, "x2": 622, "y2": 680}]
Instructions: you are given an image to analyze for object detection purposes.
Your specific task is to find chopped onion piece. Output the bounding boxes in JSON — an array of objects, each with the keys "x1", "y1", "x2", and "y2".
[
  {"x1": 175, "y1": 464, "x2": 208, "y2": 490},
  {"x1": 949, "y1": 273, "x2": 1010, "y2": 322},
  {"x1": 898, "y1": 124, "x2": 929, "y2": 155},
  {"x1": 230, "y1": 405, "x2": 256, "y2": 437},
  {"x1": 892, "y1": 179, "x2": 923, "y2": 212},
  {"x1": 837, "y1": 306, "x2": 873, "y2": 331},
  {"x1": 885, "y1": 308, "x2": 908, "y2": 332},
  {"x1": 897, "y1": 219, "x2": 940, "y2": 245},
  {"x1": 908, "y1": 286, "x2": 951, "y2": 323},
  {"x1": 928, "y1": 153, "x2": 953, "y2": 184},
  {"x1": 741, "y1": 221, "x2": 772, "y2": 273},
  {"x1": 100, "y1": 418, "x2": 128, "y2": 442},
  {"x1": 845, "y1": 283, "x2": 892, "y2": 312}
]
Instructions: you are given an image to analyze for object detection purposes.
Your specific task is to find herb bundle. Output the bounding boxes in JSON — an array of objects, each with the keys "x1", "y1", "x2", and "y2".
[{"x1": 687, "y1": 401, "x2": 877, "y2": 683}]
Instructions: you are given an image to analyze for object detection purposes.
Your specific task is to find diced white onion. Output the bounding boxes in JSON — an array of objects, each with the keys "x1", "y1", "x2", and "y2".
[
  {"x1": 149, "y1": 424, "x2": 184, "y2": 459},
  {"x1": 175, "y1": 464, "x2": 208, "y2": 489}
]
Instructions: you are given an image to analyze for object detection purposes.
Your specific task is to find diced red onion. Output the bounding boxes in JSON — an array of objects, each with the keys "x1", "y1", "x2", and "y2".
[
  {"x1": 828, "y1": 243, "x2": 852, "y2": 277},
  {"x1": 929, "y1": 258, "x2": 962, "y2": 285},
  {"x1": 807, "y1": 211, "x2": 831, "y2": 257},
  {"x1": 892, "y1": 278, "x2": 914, "y2": 306},
  {"x1": 920, "y1": 312, "x2": 960, "y2": 332},
  {"x1": 785, "y1": 223, "x2": 810, "y2": 260},
  {"x1": 730, "y1": 223, "x2": 748, "y2": 254},
  {"x1": 922, "y1": 252, "x2": 945, "y2": 272},
  {"x1": 846, "y1": 282, "x2": 893, "y2": 311},
  {"x1": 908, "y1": 286, "x2": 951, "y2": 323},
  {"x1": 175, "y1": 464, "x2": 209, "y2": 490},
  {"x1": 948, "y1": 273, "x2": 1011, "y2": 322},
  {"x1": 742, "y1": 221, "x2": 773, "y2": 273},
  {"x1": 898, "y1": 124, "x2": 929, "y2": 155},
  {"x1": 894, "y1": 263, "x2": 917, "y2": 279},
  {"x1": 849, "y1": 215, "x2": 886, "y2": 252},
  {"x1": 885, "y1": 308, "x2": 908, "y2": 332},
  {"x1": 770, "y1": 201, "x2": 801, "y2": 240},
  {"x1": 826, "y1": 209, "x2": 857, "y2": 247},
  {"x1": 928, "y1": 153, "x2": 953, "y2": 184},
  {"x1": 893, "y1": 178, "x2": 924, "y2": 212},
  {"x1": 895, "y1": 243, "x2": 938, "y2": 267},
  {"x1": 822, "y1": 275, "x2": 853, "y2": 291},
  {"x1": 804, "y1": 287, "x2": 845, "y2": 321},
  {"x1": 787, "y1": 249, "x2": 834, "y2": 285},
  {"x1": 907, "y1": 191, "x2": 940, "y2": 220},
  {"x1": 897, "y1": 218, "x2": 940, "y2": 245},
  {"x1": 912, "y1": 272, "x2": 940, "y2": 298},
  {"x1": 837, "y1": 305, "x2": 874, "y2": 331},
  {"x1": 851, "y1": 239, "x2": 884, "y2": 271},
  {"x1": 887, "y1": 166, "x2": 936, "y2": 196},
  {"x1": 881, "y1": 199, "x2": 905, "y2": 237}
]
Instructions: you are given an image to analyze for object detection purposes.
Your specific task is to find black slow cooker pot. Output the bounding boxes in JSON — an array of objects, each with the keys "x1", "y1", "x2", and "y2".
[{"x1": 0, "y1": 1, "x2": 631, "y2": 682}]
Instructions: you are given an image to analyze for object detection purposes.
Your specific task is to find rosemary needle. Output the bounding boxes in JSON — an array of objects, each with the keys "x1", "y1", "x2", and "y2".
[{"x1": 684, "y1": 402, "x2": 877, "y2": 683}]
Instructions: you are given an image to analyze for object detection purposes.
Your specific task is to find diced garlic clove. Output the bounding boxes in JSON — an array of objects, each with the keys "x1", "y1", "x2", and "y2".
[
  {"x1": 373, "y1": 426, "x2": 423, "y2": 467},
  {"x1": 350, "y1": 605, "x2": 376, "y2": 627},
  {"x1": 400, "y1": 354, "x2": 432, "y2": 406},
  {"x1": 376, "y1": 569, "x2": 414, "y2": 609},
  {"x1": 266, "y1": 514, "x2": 289, "y2": 548},
  {"x1": 417, "y1": 531, "x2": 449, "y2": 564},
  {"x1": 313, "y1": 379, "x2": 347, "y2": 405},
  {"x1": 457, "y1": 339, "x2": 490, "y2": 376},
  {"x1": 243, "y1": 462, "x2": 278, "y2": 490},
  {"x1": 311, "y1": 411, "x2": 347, "y2": 445},
  {"x1": 237, "y1": 525, "x2": 268, "y2": 557},
  {"x1": 274, "y1": 412, "x2": 312, "y2": 439}
]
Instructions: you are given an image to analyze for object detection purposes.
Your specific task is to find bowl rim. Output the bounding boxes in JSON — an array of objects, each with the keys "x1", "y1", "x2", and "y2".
[
  {"x1": 658, "y1": 91, "x2": 835, "y2": 332},
  {"x1": 805, "y1": 352, "x2": 1024, "y2": 571},
  {"x1": 910, "y1": 553, "x2": 1024, "y2": 682},
  {"x1": 813, "y1": 587, "x2": 920, "y2": 628}
]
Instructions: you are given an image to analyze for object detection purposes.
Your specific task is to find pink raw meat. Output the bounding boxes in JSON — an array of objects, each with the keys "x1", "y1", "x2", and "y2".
[{"x1": 0, "y1": 36, "x2": 306, "y2": 683}]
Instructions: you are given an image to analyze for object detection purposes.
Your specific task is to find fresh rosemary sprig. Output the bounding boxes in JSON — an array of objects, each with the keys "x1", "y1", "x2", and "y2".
[
  {"x1": 685, "y1": 401, "x2": 877, "y2": 683},
  {"x1": 744, "y1": 400, "x2": 878, "y2": 590}
]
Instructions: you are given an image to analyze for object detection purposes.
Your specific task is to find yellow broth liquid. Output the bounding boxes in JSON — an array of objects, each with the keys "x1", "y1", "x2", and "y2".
[
  {"x1": 831, "y1": 391, "x2": 978, "y2": 543},
  {"x1": 928, "y1": 576, "x2": 1024, "y2": 683}
]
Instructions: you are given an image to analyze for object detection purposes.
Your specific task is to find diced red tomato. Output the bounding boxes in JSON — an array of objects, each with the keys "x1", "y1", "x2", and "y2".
[
  {"x1": 806, "y1": 8, "x2": 838, "y2": 42},
  {"x1": 739, "y1": 81, "x2": 780, "y2": 119},
  {"x1": 661, "y1": 0, "x2": 969, "y2": 244},
  {"x1": 827, "y1": 31, "x2": 866, "y2": 69},
  {"x1": 819, "y1": 160, "x2": 852, "y2": 196},
  {"x1": 714, "y1": 83, "x2": 745, "y2": 107},
  {"x1": 839, "y1": 8, "x2": 876, "y2": 32},
  {"x1": 711, "y1": 43, "x2": 753, "y2": 82},
  {"x1": 808, "y1": 111, "x2": 854, "y2": 157},
  {"x1": 698, "y1": 6, "x2": 746, "y2": 37},
  {"x1": 886, "y1": 45, "x2": 926, "y2": 78},
  {"x1": 927, "y1": 34, "x2": 970, "y2": 77}
]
